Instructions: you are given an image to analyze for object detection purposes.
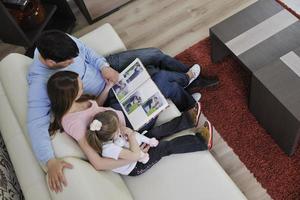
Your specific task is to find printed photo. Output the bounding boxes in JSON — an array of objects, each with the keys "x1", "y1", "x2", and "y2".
[
  {"x1": 123, "y1": 92, "x2": 143, "y2": 114},
  {"x1": 142, "y1": 93, "x2": 163, "y2": 116},
  {"x1": 123, "y1": 62, "x2": 144, "y2": 84},
  {"x1": 113, "y1": 80, "x2": 129, "y2": 101}
]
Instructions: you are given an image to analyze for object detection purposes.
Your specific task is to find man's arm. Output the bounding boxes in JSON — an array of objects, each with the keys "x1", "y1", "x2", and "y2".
[
  {"x1": 27, "y1": 81, "x2": 54, "y2": 165},
  {"x1": 70, "y1": 36, "x2": 119, "y2": 83},
  {"x1": 70, "y1": 36, "x2": 109, "y2": 71}
]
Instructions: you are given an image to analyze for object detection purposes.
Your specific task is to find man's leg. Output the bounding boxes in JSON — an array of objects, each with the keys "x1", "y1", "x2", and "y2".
[
  {"x1": 129, "y1": 135, "x2": 207, "y2": 176},
  {"x1": 106, "y1": 48, "x2": 220, "y2": 90},
  {"x1": 106, "y1": 48, "x2": 189, "y2": 73},
  {"x1": 152, "y1": 71, "x2": 196, "y2": 111}
]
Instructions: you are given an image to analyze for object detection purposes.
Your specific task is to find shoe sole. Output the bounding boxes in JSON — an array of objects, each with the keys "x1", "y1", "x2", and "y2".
[
  {"x1": 185, "y1": 64, "x2": 201, "y2": 88},
  {"x1": 187, "y1": 81, "x2": 220, "y2": 93},
  {"x1": 195, "y1": 102, "x2": 202, "y2": 127},
  {"x1": 204, "y1": 120, "x2": 213, "y2": 150}
]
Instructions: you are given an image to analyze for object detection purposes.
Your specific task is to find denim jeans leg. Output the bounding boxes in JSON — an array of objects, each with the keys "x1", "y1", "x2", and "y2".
[
  {"x1": 145, "y1": 111, "x2": 194, "y2": 139},
  {"x1": 129, "y1": 135, "x2": 207, "y2": 176},
  {"x1": 152, "y1": 71, "x2": 196, "y2": 111},
  {"x1": 105, "y1": 48, "x2": 190, "y2": 73},
  {"x1": 153, "y1": 69, "x2": 189, "y2": 87}
]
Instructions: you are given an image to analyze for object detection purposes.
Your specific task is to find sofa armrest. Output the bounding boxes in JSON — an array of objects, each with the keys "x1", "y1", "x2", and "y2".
[
  {"x1": 48, "y1": 157, "x2": 133, "y2": 200},
  {"x1": 79, "y1": 23, "x2": 127, "y2": 56}
]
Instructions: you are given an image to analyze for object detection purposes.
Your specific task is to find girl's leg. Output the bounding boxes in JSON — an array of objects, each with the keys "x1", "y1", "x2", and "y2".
[{"x1": 128, "y1": 135, "x2": 207, "y2": 176}]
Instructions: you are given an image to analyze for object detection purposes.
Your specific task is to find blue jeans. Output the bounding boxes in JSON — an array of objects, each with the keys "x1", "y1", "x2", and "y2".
[
  {"x1": 152, "y1": 70, "x2": 195, "y2": 111},
  {"x1": 106, "y1": 48, "x2": 196, "y2": 112},
  {"x1": 129, "y1": 135, "x2": 207, "y2": 176},
  {"x1": 106, "y1": 47, "x2": 190, "y2": 75}
]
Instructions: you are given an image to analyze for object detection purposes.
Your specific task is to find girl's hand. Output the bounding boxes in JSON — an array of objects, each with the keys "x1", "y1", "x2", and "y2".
[
  {"x1": 140, "y1": 143, "x2": 150, "y2": 153},
  {"x1": 121, "y1": 126, "x2": 135, "y2": 137}
]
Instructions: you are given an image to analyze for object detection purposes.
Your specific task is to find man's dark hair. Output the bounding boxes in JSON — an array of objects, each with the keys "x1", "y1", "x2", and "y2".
[{"x1": 36, "y1": 30, "x2": 79, "y2": 62}]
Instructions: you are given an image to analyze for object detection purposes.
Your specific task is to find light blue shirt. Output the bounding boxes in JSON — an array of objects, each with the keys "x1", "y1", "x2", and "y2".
[{"x1": 27, "y1": 35, "x2": 109, "y2": 164}]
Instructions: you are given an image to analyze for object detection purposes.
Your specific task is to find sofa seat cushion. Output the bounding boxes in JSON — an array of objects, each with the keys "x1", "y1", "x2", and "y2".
[
  {"x1": 48, "y1": 158, "x2": 133, "y2": 200},
  {"x1": 123, "y1": 143, "x2": 246, "y2": 200}
]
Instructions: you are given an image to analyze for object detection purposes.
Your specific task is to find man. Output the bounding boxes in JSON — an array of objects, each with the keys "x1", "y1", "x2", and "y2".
[{"x1": 27, "y1": 30, "x2": 218, "y2": 193}]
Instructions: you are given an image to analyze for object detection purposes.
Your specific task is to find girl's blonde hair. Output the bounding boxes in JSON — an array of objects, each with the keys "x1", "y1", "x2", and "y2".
[{"x1": 87, "y1": 110, "x2": 119, "y2": 153}]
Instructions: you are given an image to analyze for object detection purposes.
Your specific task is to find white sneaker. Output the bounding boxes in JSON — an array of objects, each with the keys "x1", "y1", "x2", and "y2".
[
  {"x1": 186, "y1": 64, "x2": 201, "y2": 87},
  {"x1": 192, "y1": 93, "x2": 201, "y2": 102}
]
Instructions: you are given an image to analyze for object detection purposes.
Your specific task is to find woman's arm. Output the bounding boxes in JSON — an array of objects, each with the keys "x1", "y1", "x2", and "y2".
[
  {"x1": 118, "y1": 131, "x2": 142, "y2": 160},
  {"x1": 118, "y1": 129, "x2": 141, "y2": 161},
  {"x1": 78, "y1": 138, "x2": 132, "y2": 171},
  {"x1": 118, "y1": 148, "x2": 141, "y2": 161},
  {"x1": 127, "y1": 132, "x2": 141, "y2": 153},
  {"x1": 96, "y1": 81, "x2": 114, "y2": 106}
]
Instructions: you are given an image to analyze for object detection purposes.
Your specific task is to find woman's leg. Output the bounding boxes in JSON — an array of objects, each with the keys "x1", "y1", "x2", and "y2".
[
  {"x1": 106, "y1": 48, "x2": 189, "y2": 73},
  {"x1": 128, "y1": 135, "x2": 207, "y2": 176},
  {"x1": 145, "y1": 104, "x2": 200, "y2": 139}
]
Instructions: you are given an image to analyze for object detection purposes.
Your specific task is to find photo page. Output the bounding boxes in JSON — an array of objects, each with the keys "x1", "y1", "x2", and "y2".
[{"x1": 112, "y1": 58, "x2": 168, "y2": 130}]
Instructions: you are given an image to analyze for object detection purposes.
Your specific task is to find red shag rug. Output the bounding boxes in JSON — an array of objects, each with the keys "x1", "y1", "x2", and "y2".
[{"x1": 175, "y1": 38, "x2": 300, "y2": 200}]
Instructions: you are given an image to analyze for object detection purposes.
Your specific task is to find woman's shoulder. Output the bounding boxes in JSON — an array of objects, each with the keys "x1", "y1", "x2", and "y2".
[
  {"x1": 62, "y1": 113, "x2": 87, "y2": 141},
  {"x1": 62, "y1": 112, "x2": 84, "y2": 127}
]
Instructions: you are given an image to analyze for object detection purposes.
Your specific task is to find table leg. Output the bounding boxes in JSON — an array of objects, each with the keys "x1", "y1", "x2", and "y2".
[
  {"x1": 209, "y1": 29, "x2": 231, "y2": 63},
  {"x1": 249, "y1": 75, "x2": 300, "y2": 156}
]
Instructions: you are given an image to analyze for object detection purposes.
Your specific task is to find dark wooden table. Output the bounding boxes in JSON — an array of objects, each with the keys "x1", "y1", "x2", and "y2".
[
  {"x1": 209, "y1": 0, "x2": 300, "y2": 155},
  {"x1": 250, "y1": 47, "x2": 300, "y2": 155}
]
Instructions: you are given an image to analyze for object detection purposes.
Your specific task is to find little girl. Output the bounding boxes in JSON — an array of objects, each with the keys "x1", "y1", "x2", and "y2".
[
  {"x1": 47, "y1": 71, "x2": 213, "y2": 176},
  {"x1": 87, "y1": 110, "x2": 210, "y2": 176}
]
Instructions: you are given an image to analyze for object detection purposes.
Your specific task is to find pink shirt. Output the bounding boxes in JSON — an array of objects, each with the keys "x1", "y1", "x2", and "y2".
[{"x1": 62, "y1": 100, "x2": 126, "y2": 141}]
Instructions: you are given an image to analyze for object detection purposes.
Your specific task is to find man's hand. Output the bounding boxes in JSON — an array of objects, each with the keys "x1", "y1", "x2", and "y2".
[
  {"x1": 47, "y1": 158, "x2": 73, "y2": 193},
  {"x1": 101, "y1": 66, "x2": 119, "y2": 83}
]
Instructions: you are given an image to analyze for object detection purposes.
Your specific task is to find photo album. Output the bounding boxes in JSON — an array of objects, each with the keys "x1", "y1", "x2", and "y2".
[{"x1": 112, "y1": 58, "x2": 169, "y2": 130}]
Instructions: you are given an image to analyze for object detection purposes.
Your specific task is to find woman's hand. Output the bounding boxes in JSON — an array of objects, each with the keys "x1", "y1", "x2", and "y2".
[
  {"x1": 47, "y1": 158, "x2": 73, "y2": 193},
  {"x1": 96, "y1": 80, "x2": 114, "y2": 106},
  {"x1": 105, "y1": 80, "x2": 115, "y2": 91}
]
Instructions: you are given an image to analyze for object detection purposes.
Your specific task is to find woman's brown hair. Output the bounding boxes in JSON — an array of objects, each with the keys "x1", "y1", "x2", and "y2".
[
  {"x1": 47, "y1": 71, "x2": 94, "y2": 135},
  {"x1": 87, "y1": 110, "x2": 119, "y2": 153}
]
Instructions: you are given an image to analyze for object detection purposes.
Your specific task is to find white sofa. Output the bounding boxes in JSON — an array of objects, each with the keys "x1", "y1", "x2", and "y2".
[{"x1": 0, "y1": 23, "x2": 247, "y2": 200}]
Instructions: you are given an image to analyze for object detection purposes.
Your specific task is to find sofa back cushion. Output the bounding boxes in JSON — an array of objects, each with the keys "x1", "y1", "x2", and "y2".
[
  {"x1": 78, "y1": 23, "x2": 126, "y2": 56},
  {"x1": 51, "y1": 131, "x2": 87, "y2": 160},
  {"x1": 0, "y1": 53, "x2": 31, "y2": 139}
]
